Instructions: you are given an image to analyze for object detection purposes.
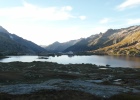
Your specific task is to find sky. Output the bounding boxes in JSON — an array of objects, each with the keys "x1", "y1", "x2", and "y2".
[{"x1": 0, "y1": 0, "x2": 140, "y2": 45}]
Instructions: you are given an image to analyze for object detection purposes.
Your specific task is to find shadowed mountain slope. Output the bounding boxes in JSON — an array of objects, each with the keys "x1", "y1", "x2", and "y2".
[{"x1": 0, "y1": 26, "x2": 46, "y2": 55}]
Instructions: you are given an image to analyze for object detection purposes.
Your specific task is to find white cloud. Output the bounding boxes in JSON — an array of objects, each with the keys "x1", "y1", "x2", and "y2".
[
  {"x1": 79, "y1": 16, "x2": 86, "y2": 20},
  {"x1": 0, "y1": 1, "x2": 87, "y2": 45},
  {"x1": 126, "y1": 18, "x2": 140, "y2": 25},
  {"x1": 99, "y1": 18, "x2": 110, "y2": 24},
  {"x1": 117, "y1": 0, "x2": 140, "y2": 10},
  {"x1": 0, "y1": 1, "x2": 75, "y2": 21},
  {"x1": 62, "y1": 6, "x2": 73, "y2": 11},
  {"x1": 23, "y1": 1, "x2": 36, "y2": 8}
]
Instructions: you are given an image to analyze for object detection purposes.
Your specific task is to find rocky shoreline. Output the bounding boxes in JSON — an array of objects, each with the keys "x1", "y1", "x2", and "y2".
[{"x1": 0, "y1": 61, "x2": 140, "y2": 99}]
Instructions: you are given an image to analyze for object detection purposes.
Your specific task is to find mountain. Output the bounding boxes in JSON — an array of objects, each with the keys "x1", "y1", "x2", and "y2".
[
  {"x1": 45, "y1": 39, "x2": 82, "y2": 52},
  {"x1": 0, "y1": 26, "x2": 46, "y2": 55},
  {"x1": 45, "y1": 41, "x2": 61, "y2": 52},
  {"x1": 93, "y1": 25, "x2": 140, "y2": 56},
  {"x1": 64, "y1": 29, "x2": 119, "y2": 52},
  {"x1": 65, "y1": 25, "x2": 140, "y2": 54},
  {"x1": 0, "y1": 26, "x2": 9, "y2": 33}
]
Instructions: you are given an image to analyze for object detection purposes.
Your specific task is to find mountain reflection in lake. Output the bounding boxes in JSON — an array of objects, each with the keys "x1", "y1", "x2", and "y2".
[{"x1": 0, "y1": 55, "x2": 140, "y2": 68}]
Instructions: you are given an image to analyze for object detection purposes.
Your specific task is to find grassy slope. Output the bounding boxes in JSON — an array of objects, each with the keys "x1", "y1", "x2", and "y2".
[{"x1": 94, "y1": 30, "x2": 140, "y2": 56}]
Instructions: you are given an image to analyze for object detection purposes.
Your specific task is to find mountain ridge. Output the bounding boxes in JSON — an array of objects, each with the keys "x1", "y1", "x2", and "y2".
[
  {"x1": 93, "y1": 26, "x2": 140, "y2": 56},
  {"x1": 45, "y1": 25, "x2": 140, "y2": 56},
  {"x1": 45, "y1": 39, "x2": 83, "y2": 52},
  {"x1": 1, "y1": 25, "x2": 140, "y2": 56},
  {"x1": 0, "y1": 26, "x2": 46, "y2": 55}
]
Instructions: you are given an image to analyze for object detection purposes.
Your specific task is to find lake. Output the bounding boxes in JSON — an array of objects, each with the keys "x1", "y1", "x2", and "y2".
[{"x1": 0, "y1": 55, "x2": 140, "y2": 68}]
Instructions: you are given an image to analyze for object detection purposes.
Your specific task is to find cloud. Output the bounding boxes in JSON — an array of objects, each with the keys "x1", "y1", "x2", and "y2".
[
  {"x1": 117, "y1": 0, "x2": 140, "y2": 10},
  {"x1": 99, "y1": 18, "x2": 110, "y2": 24},
  {"x1": 0, "y1": 1, "x2": 86, "y2": 21},
  {"x1": 62, "y1": 6, "x2": 73, "y2": 11},
  {"x1": 126, "y1": 18, "x2": 140, "y2": 25},
  {"x1": 0, "y1": 1, "x2": 84, "y2": 21},
  {"x1": 79, "y1": 16, "x2": 86, "y2": 20}
]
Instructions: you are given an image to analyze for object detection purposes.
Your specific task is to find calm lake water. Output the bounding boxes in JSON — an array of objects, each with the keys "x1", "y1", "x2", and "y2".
[{"x1": 0, "y1": 55, "x2": 140, "y2": 68}]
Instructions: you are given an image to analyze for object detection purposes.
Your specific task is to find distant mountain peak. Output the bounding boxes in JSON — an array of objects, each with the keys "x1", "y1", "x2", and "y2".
[
  {"x1": 0, "y1": 26, "x2": 9, "y2": 33},
  {"x1": 53, "y1": 41, "x2": 60, "y2": 44},
  {"x1": 105, "y1": 28, "x2": 117, "y2": 33}
]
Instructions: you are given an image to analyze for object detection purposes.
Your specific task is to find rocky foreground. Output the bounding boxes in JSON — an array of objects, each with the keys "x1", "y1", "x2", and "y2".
[{"x1": 0, "y1": 61, "x2": 140, "y2": 100}]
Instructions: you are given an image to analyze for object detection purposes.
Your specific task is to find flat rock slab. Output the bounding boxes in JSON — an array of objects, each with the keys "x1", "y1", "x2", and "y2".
[{"x1": 0, "y1": 79, "x2": 140, "y2": 98}]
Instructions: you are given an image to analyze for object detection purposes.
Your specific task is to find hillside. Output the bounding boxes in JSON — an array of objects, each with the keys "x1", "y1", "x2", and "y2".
[
  {"x1": 64, "y1": 25, "x2": 140, "y2": 54},
  {"x1": 0, "y1": 26, "x2": 46, "y2": 55},
  {"x1": 93, "y1": 26, "x2": 140, "y2": 56},
  {"x1": 1, "y1": 25, "x2": 140, "y2": 56},
  {"x1": 64, "y1": 29, "x2": 123, "y2": 52}
]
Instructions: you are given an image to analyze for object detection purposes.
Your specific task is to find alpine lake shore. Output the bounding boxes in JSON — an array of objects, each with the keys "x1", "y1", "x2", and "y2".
[{"x1": 0, "y1": 59, "x2": 140, "y2": 100}]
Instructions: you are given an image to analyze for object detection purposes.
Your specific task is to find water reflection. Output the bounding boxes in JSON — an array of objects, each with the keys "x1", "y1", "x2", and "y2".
[
  {"x1": 106, "y1": 56, "x2": 140, "y2": 68},
  {"x1": 0, "y1": 55, "x2": 140, "y2": 68}
]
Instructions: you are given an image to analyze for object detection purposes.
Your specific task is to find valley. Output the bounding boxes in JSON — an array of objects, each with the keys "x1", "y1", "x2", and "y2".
[
  {"x1": 46, "y1": 25, "x2": 140, "y2": 57},
  {"x1": 0, "y1": 25, "x2": 140, "y2": 99},
  {"x1": 1, "y1": 25, "x2": 140, "y2": 57},
  {"x1": 1, "y1": 0, "x2": 140, "y2": 99}
]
